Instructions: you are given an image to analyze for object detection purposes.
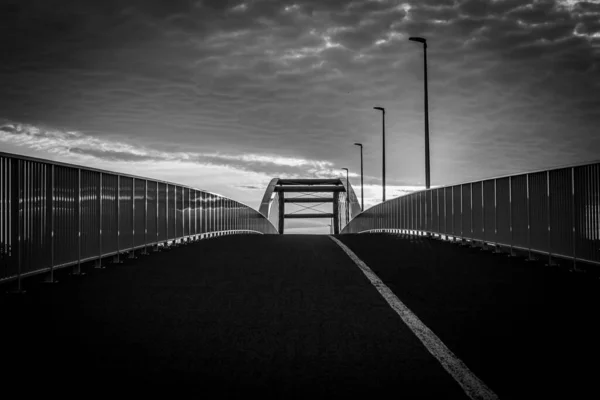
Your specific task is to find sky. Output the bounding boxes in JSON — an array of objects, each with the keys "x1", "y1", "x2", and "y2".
[{"x1": 1, "y1": 0, "x2": 599, "y2": 233}]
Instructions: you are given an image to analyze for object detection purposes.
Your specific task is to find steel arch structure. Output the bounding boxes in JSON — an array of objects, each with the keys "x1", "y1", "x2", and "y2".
[{"x1": 258, "y1": 178, "x2": 362, "y2": 234}]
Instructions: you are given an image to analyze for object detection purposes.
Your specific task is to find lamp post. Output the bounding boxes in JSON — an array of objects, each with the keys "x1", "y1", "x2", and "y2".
[
  {"x1": 409, "y1": 36, "x2": 430, "y2": 189},
  {"x1": 341, "y1": 168, "x2": 349, "y2": 224},
  {"x1": 353, "y1": 143, "x2": 364, "y2": 211},
  {"x1": 373, "y1": 106, "x2": 386, "y2": 201}
]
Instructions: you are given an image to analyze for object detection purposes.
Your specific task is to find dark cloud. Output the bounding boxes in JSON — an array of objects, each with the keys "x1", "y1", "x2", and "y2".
[
  {"x1": 0, "y1": 124, "x2": 17, "y2": 134},
  {"x1": 68, "y1": 147, "x2": 158, "y2": 162},
  {"x1": 237, "y1": 185, "x2": 262, "y2": 190}
]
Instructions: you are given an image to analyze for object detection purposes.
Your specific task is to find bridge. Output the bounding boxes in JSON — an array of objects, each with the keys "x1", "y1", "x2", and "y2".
[{"x1": 1, "y1": 151, "x2": 599, "y2": 398}]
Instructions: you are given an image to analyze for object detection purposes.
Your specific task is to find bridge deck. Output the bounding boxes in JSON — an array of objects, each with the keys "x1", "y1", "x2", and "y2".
[{"x1": 2, "y1": 234, "x2": 599, "y2": 398}]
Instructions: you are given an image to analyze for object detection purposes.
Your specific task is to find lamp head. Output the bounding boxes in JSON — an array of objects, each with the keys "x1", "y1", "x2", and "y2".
[
  {"x1": 373, "y1": 106, "x2": 385, "y2": 112},
  {"x1": 341, "y1": 168, "x2": 348, "y2": 172},
  {"x1": 409, "y1": 36, "x2": 426, "y2": 44},
  {"x1": 353, "y1": 142, "x2": 362, "y2": 147}
]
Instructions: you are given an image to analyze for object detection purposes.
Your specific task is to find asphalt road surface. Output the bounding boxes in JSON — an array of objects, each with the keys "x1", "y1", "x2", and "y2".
[{"x1": 2, "y1": 234, "x2": 598, "y2": 398}]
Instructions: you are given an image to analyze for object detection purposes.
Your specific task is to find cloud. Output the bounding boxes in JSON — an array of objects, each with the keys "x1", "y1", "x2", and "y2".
[{"x1": 2, "y1": 120, "x2": 404, "y2": 190}]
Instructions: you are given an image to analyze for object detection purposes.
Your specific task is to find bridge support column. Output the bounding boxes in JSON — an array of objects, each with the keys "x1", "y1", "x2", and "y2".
[
  {"x1": 333, "y1": 192, "x2": 340, "y2": 235},
  {"x1": 278, "y1": 193, "x2": 285, "y2": 234}
]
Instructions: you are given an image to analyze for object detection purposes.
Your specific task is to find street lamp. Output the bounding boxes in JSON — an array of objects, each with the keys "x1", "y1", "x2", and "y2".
[
  {"x1": 409, "y1": 36, "x2": 430, "y2": 189},
  {"x1": 353, "y1": 143, "x2": 364, "y2": 211},
  {"x1": 341, "y1": 168, "x2": 349, "y2": 224},
  {"x1": 373, "y1": 106, "x2": 385, "y2": 202}
]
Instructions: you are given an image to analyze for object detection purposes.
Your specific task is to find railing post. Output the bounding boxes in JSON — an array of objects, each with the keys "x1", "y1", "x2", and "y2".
[
  {"x1": 425, "y1": 189, "x2": 428, "y2": 235},
  {"x1": 166, "y1": 184, "x2": 169, "y2": 245},
  {"x1": 571, "y1": 167, "x2": 577, "y2": 268},
  {"x1": 481, "y1": 182, "x2": 485, "y2": 247},
  {"x1": 451, "y1": 186, "x2": 454, "y2": 241},
  {"x1": 129, "y1": 178, "x2": 135, "y2": 259},
  {"x1": 49, "y1": 164, "x2": 56, "y2": 280},
  {"x1": 470, "y1": 183, "x2": 473, "y2": 243},
  {"x1": 193, "y1": 190, "x2": 196, "y2": 240},
  {"x1": 155, "y1": 181, "x2": 159, "y2": 251},
  {"x1": 115, "y1": 175, "x2": 121, "y2": 264},
  {"x1": 174, "y1": 184, "x2": 177, "y2": 244},
  {"x1": 459, "y1": 185, "x2": 465, "y2": 244},
  {"x1": 526, "y1": 174, "x2": 532, "y2": 260},
  {"x1": 143, "y1": 179, "x2": 148, "y2": 254},
  {"x1": 443, "y1": 187, "x2": 446, "y2": 240},
  {"x1": 509, "y1": 176, "x2": 515, "y2": 256},
  {"x1": 546, "y1": 170, "x2": 556, "y2": 266},
  {"x1": 16, "y1": 159, "x2": 23, "y2": 292},
  {"x1": 494, "y1": 179, "x2": 500, "y2": 253},
  {"x1": 96, "y1": 173, "x2": 104, "y2": 268},
  {"x1": 74, "y1": 168, "x2": 83, "y2": 275}
]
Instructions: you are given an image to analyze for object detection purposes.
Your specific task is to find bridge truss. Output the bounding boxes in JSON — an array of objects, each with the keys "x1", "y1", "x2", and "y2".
[{"x1": 258, "y1": 178, "x2": 362, "y2": 234}]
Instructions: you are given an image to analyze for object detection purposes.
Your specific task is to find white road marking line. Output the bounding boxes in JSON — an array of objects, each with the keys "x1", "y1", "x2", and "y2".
[{"x1": 329, "y1": 236, "x2": 499, "y2": 400}]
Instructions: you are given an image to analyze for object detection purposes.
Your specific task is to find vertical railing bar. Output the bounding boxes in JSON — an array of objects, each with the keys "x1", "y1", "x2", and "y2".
[
  {"x1": 571, "y1": 167, "x2": 576, "y2": 267},
  {"x1": 156, "y1": 182, "x2": 159, "y2": 248},
  {"x1": 4, "y1": 158, "x2": 7, "y2": 261},
  {"x1": 117, "y1": 175, "x2": 120, "y2": 263},
  {"x1": 24, "y1": 162, "x2": 28, "y2": 277},
  {"x1": 547, "y1": 170, "x2": 552, "y2": 266},
  {"x1": 0, "y1": 157, "x2": 3, "y2": 264},
  {"x1": 175, "y1": 185, "x2": 177, "y2": 243},
  {"x1": 424, "y1": 189, "x2": 428, "y2": 234},
  {"x1": 443, "y1": 187, "x2": 446, "y2": 239},
  {"x1": 50, "y1": 165, "x2": 55, "y2": 280},
  {"x1": 23, "y1": 162, "x2": 26, "y2": 278},
  {"x1": 1, "y1": 159, "x2": 2, "y2": 265},
  {"x1": 470, "y1": 182, "x2": 473, "y2": 241},
  {"x1": 132, "y1": 177, "x2": 135, "y2": 255},
  {"x1": 460, "y1": 184, "x2": 463, "y2": 241},
  {"x1": 192, "y1": 190, "x2": 195, "y2": 239},
  {"x1": 24, "y1": 162, "x2": 28, "y2": 275},
  {"x1": 25, "y1": 163, "x2": 29, "y2": 275},
  {"x1": 97, "y1": 173, "x2": 103, "y2": 268},
  {"x1": 451, "y1": 186, "x2": 454, "y2": 240},
  {"x1": 594, "y1": 166, "x2": 598, "y2": 260},
  {"x1": 144, "y1": 179, "x2": 148, "y2": 253},
  {"x1": 17, "y1": 159, "x2": 22, "y2": 291},
  {"x1": 166, "y1": 184, "x2": 169, "y2": 245},
  {"x1": 527, "y1": 174, "x2": 531, "y2": 260},
  {"x1": 7, "y1": 158, "x2": 9, "y2": 260},
  {"x1": 5, "y1": 159, "x2": 8, "y2": 266},
  {"x1": 509, "y1": 176, "x2": 514, "y2": 256},
  {"x1": 0, "y1": 159, "x2": 3, "y2": 264},
  {"x1": 76, "y1": 168, "x2": 81, "y2": 274},
  {"x1": 482, "y1": 181, "x2": 485, "y2": 246},
  {"x1": 494, "y1": 179, "x2": 498, "y2": 252},
  {"x1": 590, "y1": 165, "x2": 600, "y2": 260}
]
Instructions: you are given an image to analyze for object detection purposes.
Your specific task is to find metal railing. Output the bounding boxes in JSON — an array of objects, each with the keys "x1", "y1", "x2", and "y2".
[
  {"x1": 0, "y1": 151, "x2": 277, "y2": 287},
  {"x1": 342, "y1": 161, "x2": 600, "y2": 267}
]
